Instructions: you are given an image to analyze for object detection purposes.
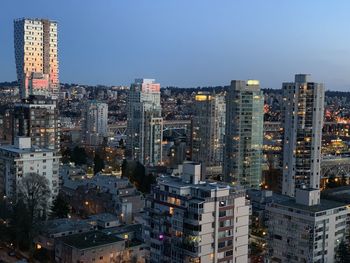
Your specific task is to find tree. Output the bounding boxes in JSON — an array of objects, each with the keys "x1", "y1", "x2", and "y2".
[
  {"x1": 17, "y1": 173, "x2": 51, "y2": 222},
  {"x1": 50, "y1": 194, "x2": 70, "y2": 219},
  {"x1": 326, "y1": 175, "x2": 340, "y2": 189},
  {"x1": 15, "y1": 173, "x2": 51, "y2": 252},
  {"x1": 121, "y1": 160, "x2": 155, "y2": 193},
  {"x1": 336, "y1": 240, "x2": 350, "y2": 263},
  {"x1": 94, "y1": 153, "x2": 105, "y2": 174},
  {"x1": 70, "y1": 146, "x2": 87, "y2": 165}
]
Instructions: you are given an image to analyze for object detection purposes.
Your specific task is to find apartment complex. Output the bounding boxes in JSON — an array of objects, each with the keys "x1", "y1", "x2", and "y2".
[
  {"x1": 191, "y1": 92, "x2": 225, "y2": 175},
  {"x1": 126, "y1": 79, "x2": 163, "y2": 166},
  {"x1": 282, "y1": 74, "x2": 325, "y2": 197},
  {"x1": 0, "y1": 137, "x2": 59, "y2": 198},
  {"x1": 266, "y1": 188, "x2": 349, "y2": 263},
  {"x1": 145, "y1": 162, "x2": 250, "y2": 263},
  {"x1": 224, "y1": 80, "x2": 264, "y2": 189},
  {"x1": 14, "y1": 18, "x2": 59, "y2": 98},
  {"x1": 11, "y1": 95, "x2": 60, "y2": 150},
  {"x1": 84, "y1": 101, "x2": 108, "y2": 145}
]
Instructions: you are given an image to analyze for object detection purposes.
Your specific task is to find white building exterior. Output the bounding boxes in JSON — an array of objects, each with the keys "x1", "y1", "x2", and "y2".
[
  {"x1": 146, "y1": 162, "x2": 250, "y2": 263},
  {"x1": 282, "y1": 74, "x2": 325, "y2": 197},
  {"x1": 126, "y1": 79, "x2": 163, "y2": 166},
  {"x1": 266, "y1": 188, "x2": 349, "y2": 263},
  {"x1": 0, "y1": 137, "x2": 59, "y2": 198},
  {"x1": 84, "y1": 101, "x2": 108, "y2": 145}
]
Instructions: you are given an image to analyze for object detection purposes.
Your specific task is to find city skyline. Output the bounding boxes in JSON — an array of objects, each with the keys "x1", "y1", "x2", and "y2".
[{"x1": 1, "y1": 0, "x2": 350, "y2": 90}]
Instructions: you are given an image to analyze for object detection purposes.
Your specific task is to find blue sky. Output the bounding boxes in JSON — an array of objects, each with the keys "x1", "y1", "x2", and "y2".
[{"x1": 1, "y1": 0, "x2": 350, "y2": 90}]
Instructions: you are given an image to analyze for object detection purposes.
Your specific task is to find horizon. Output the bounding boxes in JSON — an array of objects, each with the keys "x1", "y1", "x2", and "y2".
[{"x1": 1, "y1": 1, "x2": 350, "y2": 90}]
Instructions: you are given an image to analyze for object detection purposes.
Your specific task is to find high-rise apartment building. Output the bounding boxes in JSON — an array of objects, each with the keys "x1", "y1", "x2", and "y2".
[
  {"x1": 0, "y1": 137, "x2": 59, "y2": 198},
  {"x1": 282, "y1": 74, "x2": 325, "y2": 197},
  {"x1": 266, "y1": 188, "x2": 349, "y2": 263},
  {"x1": 12, "y1": 95, "x2": 60, "y2": 150},
  {"x1": 224, "y1": 80, "x2": 264, "y2": 189},
  {"x1": 191, "y1": 92, "x2": 225, "y2": 176},
  {"x1": 126, "y1": 79, "x2": 163, "y2": 166},
  {"x1": 14, "y1": 18, "x2": 59, "y2": 98},
  {"x1": 145, "y1": 162, "x2": 250, "y2": 263},
  {"x1": 84, "y1": 101, "x2": 108, "y2": 146}
]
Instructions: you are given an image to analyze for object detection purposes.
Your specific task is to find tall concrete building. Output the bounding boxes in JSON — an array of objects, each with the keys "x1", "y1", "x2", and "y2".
[
  {"x1": 145, "y1": 162, "x2": 250, "y2": 263},
  {"x1": 0, "y1": 137, "x2": 59, "y2": 198},
  {"x1": 126, "y1": 79, "x2": 163, "y2": 166},
  {"x1": 282, "y1": 74, "x2": 325, "y2": 197},
  {"x1": 224, "y1": 80, "x2": 264, "y2": 189},
  {"x1": 84, "y1": 101, "x2": 108, "y2": 146},
  {"x1": 191, "y1": 92, "x2": 226, "y2": 176},
  {"x1": 12, "y1": 95, "x2": 60, "y2": 150},
  {"x1": 14, "y1": 18, "x2": 59, "y2": 98},
  {"x1": 266, "y1": 188, "x2": 349, "y2": 263}
]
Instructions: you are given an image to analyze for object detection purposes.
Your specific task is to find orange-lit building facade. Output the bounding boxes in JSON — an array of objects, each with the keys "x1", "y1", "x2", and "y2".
[{"x1": 14, "y1": 18, "x2": 59, "y2": 98}]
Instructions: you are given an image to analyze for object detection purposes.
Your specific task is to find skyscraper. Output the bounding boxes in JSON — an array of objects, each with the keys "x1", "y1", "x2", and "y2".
[
  {"x1": 14, "y1": 18, "x2": 59, "y2": 98},
  {"x1": 12, "y1": 95, "x2": 60, "y2": 150},
  {"x1": 191, "y1": 92, "x2": 225, "y2": 176},
  {"x1": 282, "y1": 74, "x2": 325, "y2": 197},
  {"x1": 224, "y1": 80, "x2": 264, "y2": 189},
  {"x1": 126, "y1": 79, "x2": 163, "y2": 166},
  {"x1": 84, "y1": 101, "x2": 108, "y2": 146}
]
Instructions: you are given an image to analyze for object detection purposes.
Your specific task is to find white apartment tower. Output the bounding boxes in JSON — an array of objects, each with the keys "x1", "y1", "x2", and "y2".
[
  {"x1": 0, "y1": 137, "x2": 59, "y2": 198},
  {"x1": 224, "y1": 80, "x2": 264, "y2": 189},
  {"x1": 191, "y1": 92, "x2": 226, "y2": 175},
  {"x1": 282, "y1": 74, "x2": 325, "y2": 197},
  {"x1": 126, "y1": 79, "x2": 163, "y2": 166},
  {"x1": 266, "y1": 188, "x2": 349, "y2": 263},
  {"x1": 145, "y1": 162, "x2": 250, "y2": 263},
  {"x1": 14, "y1": 18, "x2": 59, "y2": 98},
  {"x1": 84, "y1": 101, "x2": 108, "y2": 146}
]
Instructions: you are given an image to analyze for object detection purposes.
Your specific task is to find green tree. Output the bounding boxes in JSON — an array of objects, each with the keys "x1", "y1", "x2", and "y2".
[
  {"x1": 94, "y1": 153, "x2": 105, "y2": 174},
  {"x1": 326, "y1": 175, "x2": 340, "y2": 189},
  {"x1": 70, "y1": 146, "x2": 87, "y2": 165},
  {"x1": 50, "y1": 195, "x2": 70, "y2": 219},
  {"x1": 121, "y1": 160, "x2": 155, "y2": 193}
]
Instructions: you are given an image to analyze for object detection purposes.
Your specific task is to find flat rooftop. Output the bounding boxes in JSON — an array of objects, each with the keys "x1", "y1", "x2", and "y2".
[
  {"x1": 276, "y1": 197, "x2": 346, "y2": 213},
  {"x1": 60, "y1": 231, "x2": 123, "y2": 250},
  {"x1": 41, "y1": 218, "x2": 93, "y2": 235}
]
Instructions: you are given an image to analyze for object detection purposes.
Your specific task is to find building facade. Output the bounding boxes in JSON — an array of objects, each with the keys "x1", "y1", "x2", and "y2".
[
  {"x1": 266, "y1": 188, "x2": 349, "y2": 263},
  {"x1": 0, "y1": 137, "x2": 59, "y2": 198},
  {"x1": 282, "y1": 74, "x2": 325, "y2": 197},
  {"x1": 145, "y1": 162, "x2": 250, "y2": 263},
  {"x1": 126, "y1": 79, "x2": 163, "y2": 166},
  {"x1": 14, "y1": 18, "x2": 59, "y2": 98},
  {"x1": 84, "y1": 101, "x2": 108, "y2": 146},
  {"x1": 191, "y1": 92, "x2": 225, "y2": 175},
  {"x1": 12, "y1": 95, "x2": 60, "y2": 150},
  {"x1": 224, "y1": 80, "x2": 264, "y2": 189}
]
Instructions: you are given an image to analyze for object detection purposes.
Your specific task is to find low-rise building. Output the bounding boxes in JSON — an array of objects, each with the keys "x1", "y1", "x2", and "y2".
[
  {"x1": 61, "y1": 173, "x2": 144, "y2": 223},
  {"x1": 55, "y1": 231, "x2": 125, "y2": 263}
]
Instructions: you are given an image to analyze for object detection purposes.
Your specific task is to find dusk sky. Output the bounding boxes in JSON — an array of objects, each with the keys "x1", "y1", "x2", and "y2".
[{"x1": 1, "y1": 0, "x2": 350, "y2": 90}]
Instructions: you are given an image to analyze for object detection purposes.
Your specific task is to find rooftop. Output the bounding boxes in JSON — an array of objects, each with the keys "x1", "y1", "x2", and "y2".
[
  {"x1": 274, "y1": 197, "x2": 346, "y2": 213},
  {"x1": 40, "y1": 218, "x2": 94, "y2": 235},
  {"x1": 88, "y1": 213, "x2": 119, "y2": 223},
  {"x1": 0, "y1": 145, "x2": 54, "y2": 154},
  {"x1": 60, "y1": 231, "x2": 123, "y2": 250}
]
